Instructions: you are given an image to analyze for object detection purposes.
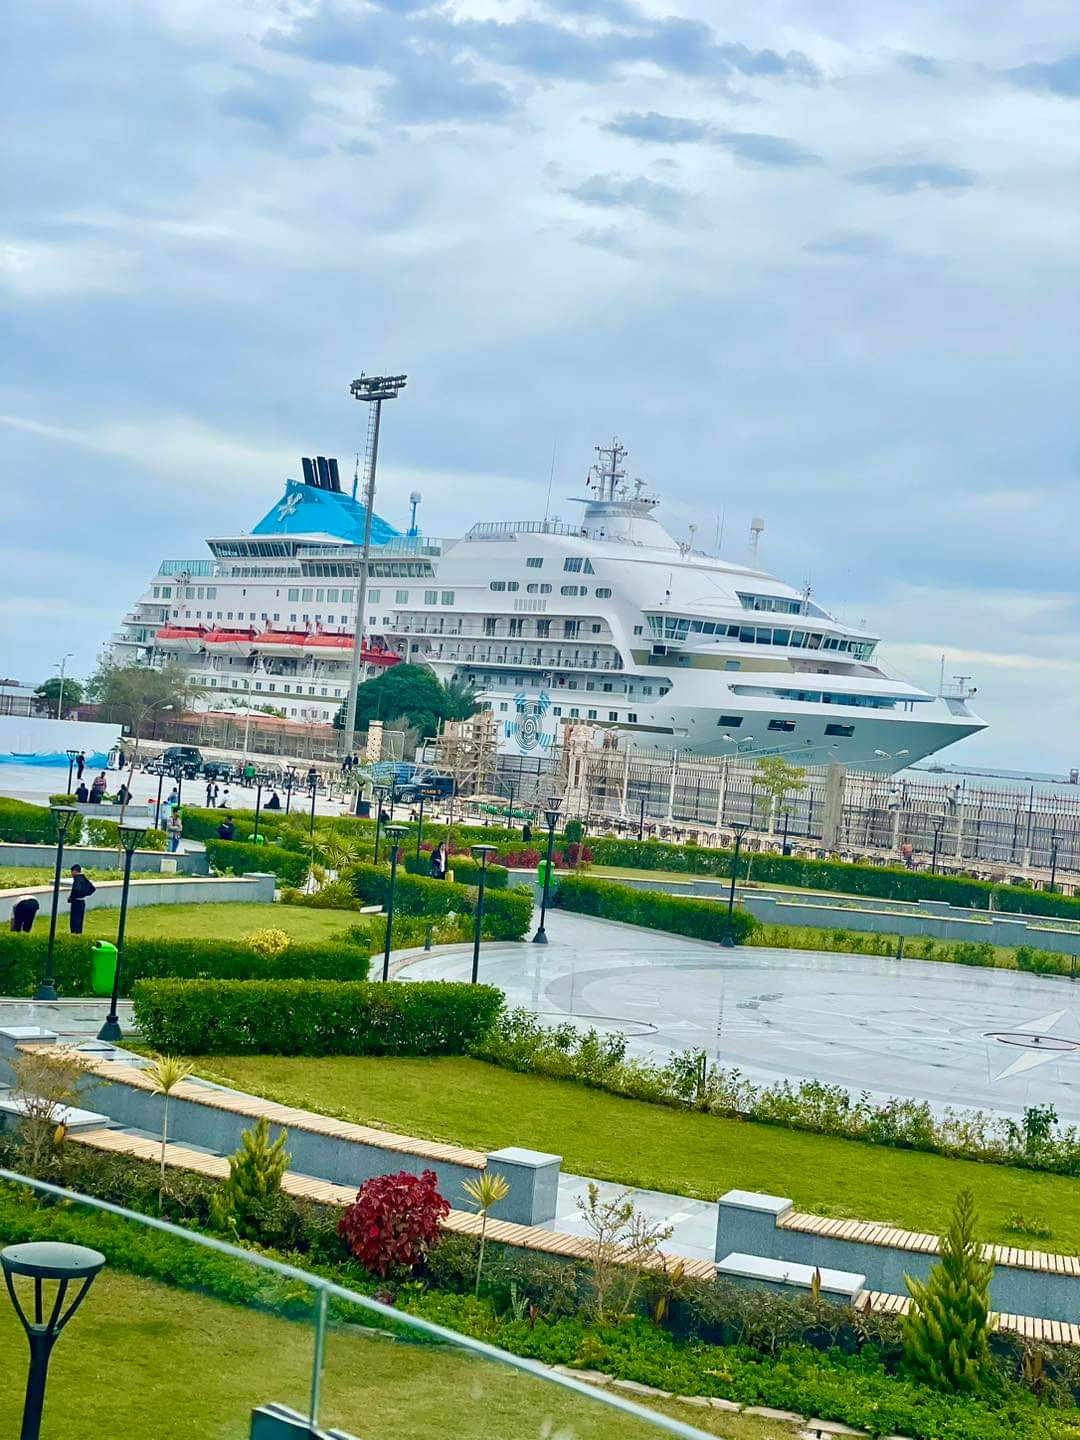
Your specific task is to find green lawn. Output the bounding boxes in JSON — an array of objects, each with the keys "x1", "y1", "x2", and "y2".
[
  {"x1": 81, "y1": 901, "x2": 364, "y2": 944},
  {"x1": 191, "y1": 1054, "x2": 1080, "y2": 1256},
  {"x1": 0, "y1": 865, "x2": 124, "y2": 889},
  {"x1": 0, "y1": 1264, "x2": 775, "y2": 1440}
]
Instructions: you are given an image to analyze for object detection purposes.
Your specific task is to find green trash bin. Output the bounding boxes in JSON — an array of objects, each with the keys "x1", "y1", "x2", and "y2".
[
  {"x1": 536, "y1": 858, "x2": 553, "y2": 891},
  {"x1": 252, "y1": 833, "x2": 266, "y2": 846},
  {"x1": 91, "y1": 941, "x2": 118, "y2": 998}
]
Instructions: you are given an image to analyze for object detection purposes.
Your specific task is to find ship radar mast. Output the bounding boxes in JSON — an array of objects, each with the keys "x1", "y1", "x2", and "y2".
[{"x1": 589, "y1": 438, "x2": 627, "y2": 501}]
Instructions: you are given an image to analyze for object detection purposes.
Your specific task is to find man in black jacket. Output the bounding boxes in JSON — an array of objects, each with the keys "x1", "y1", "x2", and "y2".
[{"x1": 68, "y1": 865, "x2": 96, "y2": 934}]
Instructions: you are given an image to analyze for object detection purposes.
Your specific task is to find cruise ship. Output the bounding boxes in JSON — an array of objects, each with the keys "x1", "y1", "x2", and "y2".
[{"x1": 111, "y1": 445, "x2": 986, "y2": 773}]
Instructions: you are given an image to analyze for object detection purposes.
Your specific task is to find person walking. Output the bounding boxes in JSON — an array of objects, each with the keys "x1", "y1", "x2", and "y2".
[
  {"x1": 75, "y1": 751, "x2": 86, "y2": 781},
  {"x1": 242, "y1": 759, "x2": 256, "y2": 787},
  {"x1": 10, "y1": 895, "x2": 40, "y2": 932},
  {"x1": 117, "y1": 747, "x2": 126, "y2": 769},
  {"x1": 307, "y1": 765, "x2": 318, "y2": 792},
  {"x1": 522, "y1": 820, "x2": 533, "y2": 844},
  {"x1": 167, "y1": 811, "x2": 183, "y2": 854},
  {"x1": 68, "y1": 865, "x2": 95, "y2": 934},
  {"x1": 89, "y1": 772, "x2": 107, "y2": 804},
  {"x1": 205, "y1": 779, "x2": 215, "y2": 808},
  {"x1": 429, "y1": 841, "x2": 447, "y2": 880}
]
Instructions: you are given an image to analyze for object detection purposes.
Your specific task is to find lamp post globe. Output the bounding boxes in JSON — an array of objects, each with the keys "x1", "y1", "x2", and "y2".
[
  {"x1": 381, "y1": 825, "x2": 408, "y2": 982},
  {"x1": 532, "y1": 796, "x2": 562, "y2": 945},
  {"x1": 97, "y1": 824, "x2": 142, "y2": 1043},
  {"x1": 470, "y1": 844, "x2": 499, "y2": 982},
  {"x1": 2, "y1": 1240, "x2": 105, "y2": 1440}
]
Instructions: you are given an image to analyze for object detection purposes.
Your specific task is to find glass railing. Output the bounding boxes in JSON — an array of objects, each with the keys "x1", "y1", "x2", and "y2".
[{"x1": 0, "y1": 1171, "x2": 713, "y2": 1440}]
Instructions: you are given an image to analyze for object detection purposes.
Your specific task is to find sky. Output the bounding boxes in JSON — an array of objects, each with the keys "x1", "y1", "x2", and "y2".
[{"x1": 3, "y1": 0, "x2": 1079, "y2": 771}]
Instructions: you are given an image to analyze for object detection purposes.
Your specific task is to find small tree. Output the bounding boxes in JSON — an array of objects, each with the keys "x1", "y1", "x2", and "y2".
[
  {"x1": 902, "y1": 1188, "x2": 993, "y2": 1392},
  {"x1": 143, "y1": 1053, "x2": 195, "y2": 1211},
  {"x1": 752, "y1": 756, "x2": 807, "y2": 836},
  {"x1": 9, "y1": 1048, "x2": 89, "y2": 1172},
  {"x1": 577, "y1": 1182, "x2": 673, "y2": 1323},
  {"x1": 210, "y1": 1116, "x2": 290, "y2": 1240},
  {"x1": 338, "y1": 1170, "x2": 449, "y2": 1278},
  {"x1": 33, "y1": 676, "x2": 85, "y2": 718},
  {"x1": 462, "y1": 1171, "x2": 510, "y2": 1296}
]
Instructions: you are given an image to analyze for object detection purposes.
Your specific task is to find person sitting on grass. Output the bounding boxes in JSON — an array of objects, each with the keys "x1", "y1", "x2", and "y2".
[{"x1": 265, "y1": 790, "x2": 281, "y2": 810}]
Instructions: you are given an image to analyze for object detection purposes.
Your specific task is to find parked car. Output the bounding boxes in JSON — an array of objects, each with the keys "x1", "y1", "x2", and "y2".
[
  {"x1": 158, "y1": 745, "x2": 205, "y2": 778},
  {"x1": 201, "y1": 759, "x2": 236, "y2": 782}
]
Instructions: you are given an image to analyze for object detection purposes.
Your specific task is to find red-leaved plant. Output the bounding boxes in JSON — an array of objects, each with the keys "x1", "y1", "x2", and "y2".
[{"x1": 337, "y1": 1169, "x2": 450, "y2": 1278}]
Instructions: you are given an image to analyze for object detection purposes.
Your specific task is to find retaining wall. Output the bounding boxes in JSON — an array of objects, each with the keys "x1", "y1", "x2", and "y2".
[
  {"x1": 716, "y1": 1190, "x2": 1080, "y2": 1323},
  {"x1": 0, "y1": 841, "x2": 208, "y2": 876},
  {"x1": 0, "y1": 871, "x2": 274, "y2": 923}
]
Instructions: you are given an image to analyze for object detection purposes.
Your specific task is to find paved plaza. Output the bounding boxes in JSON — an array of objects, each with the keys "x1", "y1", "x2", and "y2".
[{"x1": 402, "y1": 911, "x2": 1080, "y2": 1125}]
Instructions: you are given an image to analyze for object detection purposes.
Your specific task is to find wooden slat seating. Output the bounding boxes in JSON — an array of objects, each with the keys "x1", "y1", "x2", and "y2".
[
  {"x1": 63, "y1": 1128, "x2": 1078, "y2": 1344},
  {"x1": 778, "y1": 1207, "x2": 1080, "y2": 1277}
]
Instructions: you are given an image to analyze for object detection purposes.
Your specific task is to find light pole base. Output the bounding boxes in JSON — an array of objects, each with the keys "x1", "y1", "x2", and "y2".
[
  {"x1": 34, "y1": 983, "x2": 58, "y2": 1002},
  {"x1": 718, "y1": 934, "x2": 737, "y2": 949},
  {"x1": 96, "y1": 1017, "x2": 123, "y2": 1043},
  {"x1": 532, "y1": 928, "x2": 548, "y2": 945}
]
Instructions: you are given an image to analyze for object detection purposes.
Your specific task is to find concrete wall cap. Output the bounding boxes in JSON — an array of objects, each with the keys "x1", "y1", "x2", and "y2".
[{"x1": 718, "y1": 1189, "x2": 793, "y2": 1215}]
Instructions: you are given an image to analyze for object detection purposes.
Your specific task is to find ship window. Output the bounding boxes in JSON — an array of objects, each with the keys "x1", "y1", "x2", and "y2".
[
  {"x1": 768, "y1": 719, "x2": 796, "y2": 732},
  {"x1": 588, "y1": 709, "x2": 597, "y2": 719},
  {"x1": 315, "y1": 588, "x2": 324, "y2": 602},
  {"x1": 490, "y1": 581, "x2": 506, "y2": 591},
  {"x1": 552, "y1": 705, "x2": 562, "y2": 716},
  {"x1": 719, "y1": 715, "x2": 742, "y2": 727},
  {"x1": 608, "y1": 710, "x2": 617, "y2": 720},
  {"x1": 526, "y1": 557, "x2": 543, "y2": 568},
  {"x1": 595, "y1": 587, "x2": 612, "y2": 598},
  {"x1": 569, "y1": 707, "x2": 579, "y2": 718},
  {"x1": 725, "y1": 660, "x2": 740, "y2": 671},
  {"x1": 825, "y1": 723, "x2": 855, "y2": 737},
  {"x1": 633, "y1": 624, "x2": 643, "y2": 635},
  {"x1": 395, "y1": 590, "x2": 409, "y2": 604},
  {"x1": 773, "y1": 628, "x2": 790, "y2": 645},
  {"x1": 369, "y1": 589, "x2": 381, "y2": 602},
  {"x1": 563, "y1": 557, "x2": 583, "y2": 572},
  {"x1": 301, "y1": 588, "x2": 313, "y2": 601},
  {"x1": 425, "y1": 590, "x2": 438, "y2": 604}
]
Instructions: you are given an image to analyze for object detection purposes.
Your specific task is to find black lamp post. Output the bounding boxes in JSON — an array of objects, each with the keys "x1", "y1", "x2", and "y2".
[
  {"x1": 1049, "y1": 834, "x2": 1060, "y2": 894},
  {"x1": 415, "y1": 791, "x2": 426, "y2": 861},
  {"x1": 98, "y1": 824, "x2": 141, "y2": 1043},
  {"x1": 309, "y1": 773, "x2": 318, "y2": 839},
  {"x1": 373, "y1": 785, "x2": 389, "y2": 864},
  {"x1": 284, "y1": 767, "x2": 297, "y2": 816},
  {"x1": 381, "y1": 825, "x2": 408, "y2": 982},
  {"x1": 2, "y1": 1240, "x2": 105, "y2": 1440},
  {"x1": 153, "y1": 769, "x2": 165, "y2": 830},
  {"x1": 532, "y1": 796, "x2": 562, "y2": 945},
  {"x1": 39, "y1": 807, "x2": 79, "y2": 1002},
  {"x1": 638, "y1": 789, "x2": 647, "y2": 842},
  {"x1": 253, "y1": 781, "x2": 263, "y2": 842},
  {"x1": 930, "y1": 816, "x2": 945, "y2": 875},
  {"x1": 781, "y1": 808, "x2": 792, "y2": 857},
  {"x1": 64, "y1": 750, "x2": 79, "y2": 797},
  {"x1": 719, "y1": 822, "x2": 749, "y2": 948},
  {"x1": 506, "y1": 780, "x2": 516, "y2": 827},
  {"x1": 470, "y1": 844, "x2": 499, "y2": 983}
]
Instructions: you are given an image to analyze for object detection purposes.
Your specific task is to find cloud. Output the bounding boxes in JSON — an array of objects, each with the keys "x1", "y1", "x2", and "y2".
[
  {"x1": 0, "y1": 238, "x2": 133, "y2": 298},
  {"x1": 804, "y1": 231, "x2": 892, "y2": 258},
  {"x1": 850, "y1": 160, "x2": 976, "y2": 194},
  {"x1": 217, "y1": 69, "x2": 314, "y2": 140},
  {"x1": 603, "y1": 112, "x2": 820, "y2": 166},
  {"x1": 563, "y1": 173, "x2": 688, "y2": 222},
  {"x1": 1004, "y1": 55, "x2": 1080, "y2": 98},
  {"x1": 576, "y1": 224, "x2": 638, "y2": 256}
]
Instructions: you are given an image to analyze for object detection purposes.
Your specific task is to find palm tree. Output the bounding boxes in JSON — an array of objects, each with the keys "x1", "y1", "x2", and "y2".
[
  {"x1": 144, "y1": 1053, "x2": 195, "y2": 1210},
  {"x1": 461, "y1": 1171, "x2": 510, "y2": 1296}
]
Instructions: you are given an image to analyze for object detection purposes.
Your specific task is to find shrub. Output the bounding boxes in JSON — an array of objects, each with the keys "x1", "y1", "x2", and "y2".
[
  {"x1": 245, "y1": 927, "x2": 291, "y2": 957},
  {"x1": 210, "y1": 1116, "x2": 291, "y2": 1241},
  {"x1": 903, "y1": 1189, "x2": 993, "y2": 1392},
  {"x1": 0, "y1": 931, "x2": 369, "y2": 998},
  {"x1": 553, "y1": 873, "x2": 757, "y2": 945},
  {"x1": 132, "y1": 977, "x2": 504, "y2": 1055},
  {"x1": 350, "y1": 863, "x2": 532, "y2": 941},
  {"x1": 280, "y1": 880, "x2": 363, "y2": 910},
  {"x1": 84, "y1": 817, "x2": 166, "y2": 851},
  {"x1": 404, "y1": 853, "x2": 509, "y2": 888},
  {"x1": 204, "y1": 839, "x2": 310, "y2": 886},
  {"x1": 338, "y1": 1169, "x2": 450, "y2": 1278},
  {"x1": 0, "y1": 797, "x2": 84, "y2": 845}
]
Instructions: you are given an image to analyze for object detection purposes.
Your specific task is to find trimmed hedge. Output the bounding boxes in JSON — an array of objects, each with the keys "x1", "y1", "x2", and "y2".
[
  {"x1": 132, "y1": 977, "x2": 504, "y2": 1055},
  {"x1": 589, "y1": 837, "x2": 1080, "y2": 921},
  {"x1": 83, "y1": 817, "x2": 167, "y2": 851},
  {"x1": 0, "y1": 931, "x2": 370, "y2": 997},
  {"x1": 0, "y1": 797, "x2": 84, "y2": 845},
  {"x1": 350, "y1": 863, "x2": 532, "y2": 941},
  {"x1": 204, "y1": 839, "x2": 310, "y2": 886},
  {"x1": 553, "y1": 873, "x2": 757, "y2": 945},
  {"x1": 403, "y1": 853, "x2": 509, "y2": 888}
]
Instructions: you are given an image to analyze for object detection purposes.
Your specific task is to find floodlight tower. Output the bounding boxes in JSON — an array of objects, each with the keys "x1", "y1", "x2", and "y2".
[{"x1": 344, "y1": 372, "x2": 407, "y2": 746}]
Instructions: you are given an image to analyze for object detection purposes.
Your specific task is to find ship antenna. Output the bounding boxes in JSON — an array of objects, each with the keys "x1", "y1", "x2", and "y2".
[
  {"x1": 352, "y1": 452, "x2": 360, "y2": 502},
  {"x1": 544, "y1": 439, "x2": 557, "y2": 524}
]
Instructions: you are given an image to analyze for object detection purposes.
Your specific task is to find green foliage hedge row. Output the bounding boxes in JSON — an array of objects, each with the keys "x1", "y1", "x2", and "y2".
[
  {"x1": 204, "y1": 839, "x2": 310, "y2": 885},
  {"x1": 402, "y1": 852, "x2": 509, "y2": 887},
  {"x1": 589, "y1": 837, "x2": 1080, "y2": 920},
  {"x1": 0, "y1": 797, "x2": 84, "y2": 845},
  {"x1": 0, "y1": 931, "x2": 370, "y2": 998},
  {"x1": 350, "y1": 863, "x2": 532, "y2": 940},
  {"x1": 83, "y1": 817, "x2": 167, "y2": 851},
  {"x1": 132, "y1": 977, "x2": 504, "y2": 1055},
  {"x1": 553, "y1": 873, "x2": 757, "y2": 945}
]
